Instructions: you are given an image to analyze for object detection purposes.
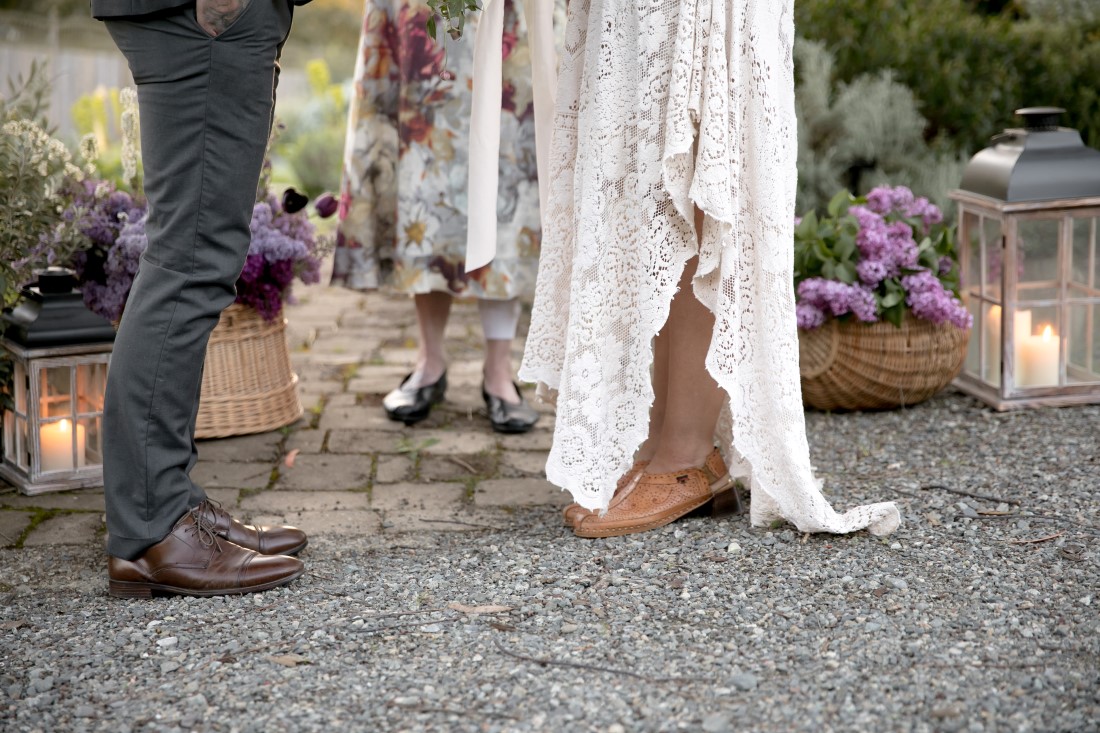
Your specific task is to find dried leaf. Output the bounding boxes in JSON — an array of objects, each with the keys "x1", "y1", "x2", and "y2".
[
  {"x1": 1, "y1": 619, "x2": 25, "y2": 630},
  {"x1": 283, "y1": 449, "x2": 300, "y2": 468},
  {"x1": 269, "y1": 653, "x2": 309, "y2": 667},
  {"x1": 447, "y1": 602, "x2": 513, "y2": 615}
]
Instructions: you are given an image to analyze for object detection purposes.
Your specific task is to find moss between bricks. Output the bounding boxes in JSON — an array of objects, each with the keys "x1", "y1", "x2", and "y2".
[{"x1": 2, "y1": 507, "x2": 99, "y2": 549}]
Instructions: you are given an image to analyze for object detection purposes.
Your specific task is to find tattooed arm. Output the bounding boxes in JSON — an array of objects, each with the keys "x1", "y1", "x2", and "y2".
[{"x1": 197, "y1": 0, "x2": 252, "y2": 37}]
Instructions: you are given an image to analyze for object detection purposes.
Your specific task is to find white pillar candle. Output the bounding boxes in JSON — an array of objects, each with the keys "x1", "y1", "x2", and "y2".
[
  {"x1": 1018, "y1": 325, "x2": 1060, "y2": 388},
  {"x1": 38, "y1": 419, "x2": 86, "y2": 472}
]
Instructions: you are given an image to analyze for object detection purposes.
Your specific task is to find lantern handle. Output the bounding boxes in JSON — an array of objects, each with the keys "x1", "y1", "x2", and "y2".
[{"x1": 1015, "y1": 107, "x2": 1065, "y2": 131}]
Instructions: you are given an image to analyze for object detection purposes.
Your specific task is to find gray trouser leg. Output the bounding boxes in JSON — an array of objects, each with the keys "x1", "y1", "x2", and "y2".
[{"x1": 102, "y1": 0, "x2": 293, "y2": 559}]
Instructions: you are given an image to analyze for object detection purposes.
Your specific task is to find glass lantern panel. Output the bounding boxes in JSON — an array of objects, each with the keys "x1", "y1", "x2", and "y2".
[
  {"x1": 962, "y1": 211, "x2": 982, "y2": 298},
  {"x1": 975, "y1": 301, "x2": 1000, "y2": 386},
  {"x1": 40, "y1": 366, "x2": 74, "y2": 419},
  {"x1": 979, "y1": 216, "x2": 1002, "y2": 300},
  {"x1": 1066, "y1": 303, "x2": 1100, "y2": 384},
  {"x1": 1015, "y1": 219, "x2": 1061, "y2": 303},
  {"x1": 1070, "y1": 216, "x2": 1097, "y2": 293},
  {"x1": 1012, "y1": 305, "x2": 1061, "y2": 389},
  {"x1": 3, "y1": 409, "x2": 13, "y2": 466},
  {"x1": 13, "y1": 360, "x2": 27, "y2": 414},
  {"x1": 77, "y1": 416, "x2": 102, "y2": 466},
  {"x1": 15, "y1": 415, "x2": 29, "y2": 471},
  {"x1": 76, "y1": 362, "x2": 108, "y2": 415}
]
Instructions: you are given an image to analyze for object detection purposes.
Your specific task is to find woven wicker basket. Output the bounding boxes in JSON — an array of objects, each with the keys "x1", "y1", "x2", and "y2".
[
  {"x1": 798, "y1": 314, "x2": 970, "y2": 411},
  {"x1": 194, "y1": 304, "x2": 303, "y2": 439}
]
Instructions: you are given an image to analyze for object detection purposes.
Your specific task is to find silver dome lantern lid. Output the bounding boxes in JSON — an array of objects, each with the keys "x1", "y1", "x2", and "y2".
[{"x1": 959, "y1": 107, "x2": 1100, "y2": 202}]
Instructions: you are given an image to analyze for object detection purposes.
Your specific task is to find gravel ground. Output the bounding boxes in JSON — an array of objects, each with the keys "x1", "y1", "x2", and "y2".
[{"x1": 1, "y1": 390, "x2": 1097, "y2": 733}]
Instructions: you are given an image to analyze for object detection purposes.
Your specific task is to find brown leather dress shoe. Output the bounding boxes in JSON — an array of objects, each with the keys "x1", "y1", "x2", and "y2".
[
  {"x1": 574, "y1": 447, "x2": 733, "y2": 538},
  {"x1": 562, "y1": 459, "x2": 648, "y2": 527},
  {"x1": 108, "y1": 508, "x2": 304, "y2": 598},
  {"x1": 193, "y1": 500, "x2": 307, "y2": 555}
]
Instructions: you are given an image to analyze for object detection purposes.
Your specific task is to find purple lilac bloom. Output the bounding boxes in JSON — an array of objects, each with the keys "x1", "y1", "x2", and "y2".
[
  {"x1": 857, "y1": 259, "x2": 889, "y2": 286},
  {"x1": 885, "y1": 220, "x2": 919, "y2": 270},
  {"x1": 796, "y1": 301, "x2": 826, "y2": 330},
  {"x1": 76, "y1": 187, "x2": 324, "y2": 323},
  {"x1": 865, "y1": 187, "x2": 894, "y2": 215},
  {"x1": 889, "y1": 186, "x2": 915, "y2": 211},
  {"x1": 797, "y1": 277, "x2": 878, "y2": 325},
  {"x1": 901, "y1": 269, "x2": 972, "y2": 329}
]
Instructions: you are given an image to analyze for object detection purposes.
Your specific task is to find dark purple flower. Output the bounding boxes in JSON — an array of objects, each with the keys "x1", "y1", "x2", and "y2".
[
  {"x1": 313, "y1": 193, "x2": 338, "y2": 219},
  {"x1": 281, "y1": 187, "x2": 309, "y2": 214}
]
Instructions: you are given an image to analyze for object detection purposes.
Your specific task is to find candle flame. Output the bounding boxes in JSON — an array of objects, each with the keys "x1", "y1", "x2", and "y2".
[
  {"x1": 1040, "y1": 325, "x2": 1054, "y2": 341},
  {"x1": 58, "y1": 419, "x2": 70, "y2": 433}
]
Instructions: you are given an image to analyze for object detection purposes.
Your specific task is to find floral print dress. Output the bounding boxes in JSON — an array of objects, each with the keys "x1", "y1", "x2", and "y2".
[{"x1": 332, "y1": 0, "x2": 542, "y2": 300}]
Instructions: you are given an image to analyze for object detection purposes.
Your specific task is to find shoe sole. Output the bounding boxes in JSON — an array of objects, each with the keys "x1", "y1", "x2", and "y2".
[
  {"x1": 108, "y1": 566, "x2": 305, "y2": 599},
  {"x1": 490, "y1": 422, "x2": 537, "y2": 434},
  {"x1": 279, "y1": 539, "x2": 308, "y2": 556},
  {"x1": 563, "y1": 505, "x2": 588, "y2": 527},
  {"x1": 574, "y1": 475, "x2": 735, "y2": 538}
]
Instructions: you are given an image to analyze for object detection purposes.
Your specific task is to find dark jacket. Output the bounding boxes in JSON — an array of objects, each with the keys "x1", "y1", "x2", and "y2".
[{"x1": 91, "y1": 0, "x2": 310, "y2": 20}]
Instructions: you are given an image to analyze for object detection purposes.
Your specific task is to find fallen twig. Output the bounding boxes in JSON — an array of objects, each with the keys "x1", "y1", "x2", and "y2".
[
  {"x1": 448, "y1": 456, "x2": 478, "y2": 474},
  {"x1": 1008, "y1": 532, "x2": 1063, "y2": 545},
  {"x1": 492, "y1": 638, "x2": 707, "y2": 684},
  {"x1": 350, "y1": 616, "x2": 463, "y2": 636},
  {"x1": 357, "y1": 607, "x2": 448, "y2": 620},
  {"x1": 972, "y1": 512, "x2": 1100, "y2": 533},
  {"x1": 418, "y1": 518, "x2": 505, "y2": 530},
  {"x1": 388, "y1": 701, "x2": 518, "y2": 721},
  {"x1": 921, "y1": 483, "x2": 1021, "y2": 505}
]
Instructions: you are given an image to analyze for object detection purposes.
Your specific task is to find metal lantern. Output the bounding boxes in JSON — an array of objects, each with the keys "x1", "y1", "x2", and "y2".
[
  {"x1": 951, "y1": 107, "x2": 1100, "y2": 409},
  {"x1": 1, "y1": 269, "x2": 115, "y2": 494}
]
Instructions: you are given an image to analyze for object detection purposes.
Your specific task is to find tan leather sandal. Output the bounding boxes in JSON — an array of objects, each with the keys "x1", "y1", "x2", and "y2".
[
  {"x1": 574, "y1": 447, "x2": 732, "y2": 538},
  {"x1": 561, "y1": 460, "x2": 649, "y2": 527}
]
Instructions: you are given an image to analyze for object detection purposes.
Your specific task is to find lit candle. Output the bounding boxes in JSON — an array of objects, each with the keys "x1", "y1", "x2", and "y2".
[
  {"x1": 1018, "y1": 324, "x2": 1060, "y2": 388},
  {"x1": 38, "y1": 419, "x2": 86, "y2": 472}
]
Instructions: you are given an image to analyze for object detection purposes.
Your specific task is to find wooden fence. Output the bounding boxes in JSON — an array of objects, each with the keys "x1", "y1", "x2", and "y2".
[{"x1": 1, "y1": 9, "x2": 131, "y2": 142}]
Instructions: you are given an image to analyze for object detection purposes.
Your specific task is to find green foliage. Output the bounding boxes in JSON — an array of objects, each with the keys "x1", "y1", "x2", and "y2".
[
  {"x1": 271, "y1": 59, "x2": 347, "y2": 198},
  {"x1": 425, "y1": 0, "x2": 482, "y2": 40},
  {"x1": 1020, "y1": 0, "x2": 1099, "y2": 22},
  {"x1": 0, "y1": 61, "x2": 91, "y2": 308},
  {"x1": 796, "y1": 0, "x2": 1100, "y2": 154},
  {"x1": 795, "y1": 40, "x2": 968, "y2": 216}
]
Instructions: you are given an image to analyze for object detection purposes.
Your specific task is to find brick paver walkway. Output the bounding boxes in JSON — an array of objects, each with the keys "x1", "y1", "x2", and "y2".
[{"x1": 0, "y1": 281, "x2": 567, "y2": 549}]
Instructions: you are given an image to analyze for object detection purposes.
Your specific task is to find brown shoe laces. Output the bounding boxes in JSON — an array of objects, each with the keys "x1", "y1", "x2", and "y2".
[{"x1": 186, "y1": 503, "x2": 223, "y2": 551}]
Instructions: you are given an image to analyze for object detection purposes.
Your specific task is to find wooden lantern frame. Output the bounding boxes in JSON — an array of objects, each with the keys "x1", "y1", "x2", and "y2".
[
  {"x1": 952, "y1": 191, "x2": 1100, "y2": 409},
  {"x1": 0, "y1": 338, "x2": 112, "y2": 495}
]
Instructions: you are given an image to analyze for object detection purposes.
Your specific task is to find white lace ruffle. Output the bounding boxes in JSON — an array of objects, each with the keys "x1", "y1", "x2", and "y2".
[{"x1": 518, "y1": 0, "x2": 900, "y2": 537}]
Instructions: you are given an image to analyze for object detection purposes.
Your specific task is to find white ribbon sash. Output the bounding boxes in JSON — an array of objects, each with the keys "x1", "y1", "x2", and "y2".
[{"x1": 465, "y1": 0, "x2": 557, "y2": 272}]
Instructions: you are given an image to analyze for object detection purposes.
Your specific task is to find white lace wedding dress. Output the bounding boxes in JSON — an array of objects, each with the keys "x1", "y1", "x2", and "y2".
[{"x1": 518, "y1": 0, "x2": 901, "y2": 536}]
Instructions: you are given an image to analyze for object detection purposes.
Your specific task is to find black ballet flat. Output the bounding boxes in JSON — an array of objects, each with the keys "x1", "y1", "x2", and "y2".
[
  {"x1": 482, "y1": 382, "x2": 539, "y2": 434},
  {"x1": 384, "y1": 371, "x2": 447, "y2": 425}
]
